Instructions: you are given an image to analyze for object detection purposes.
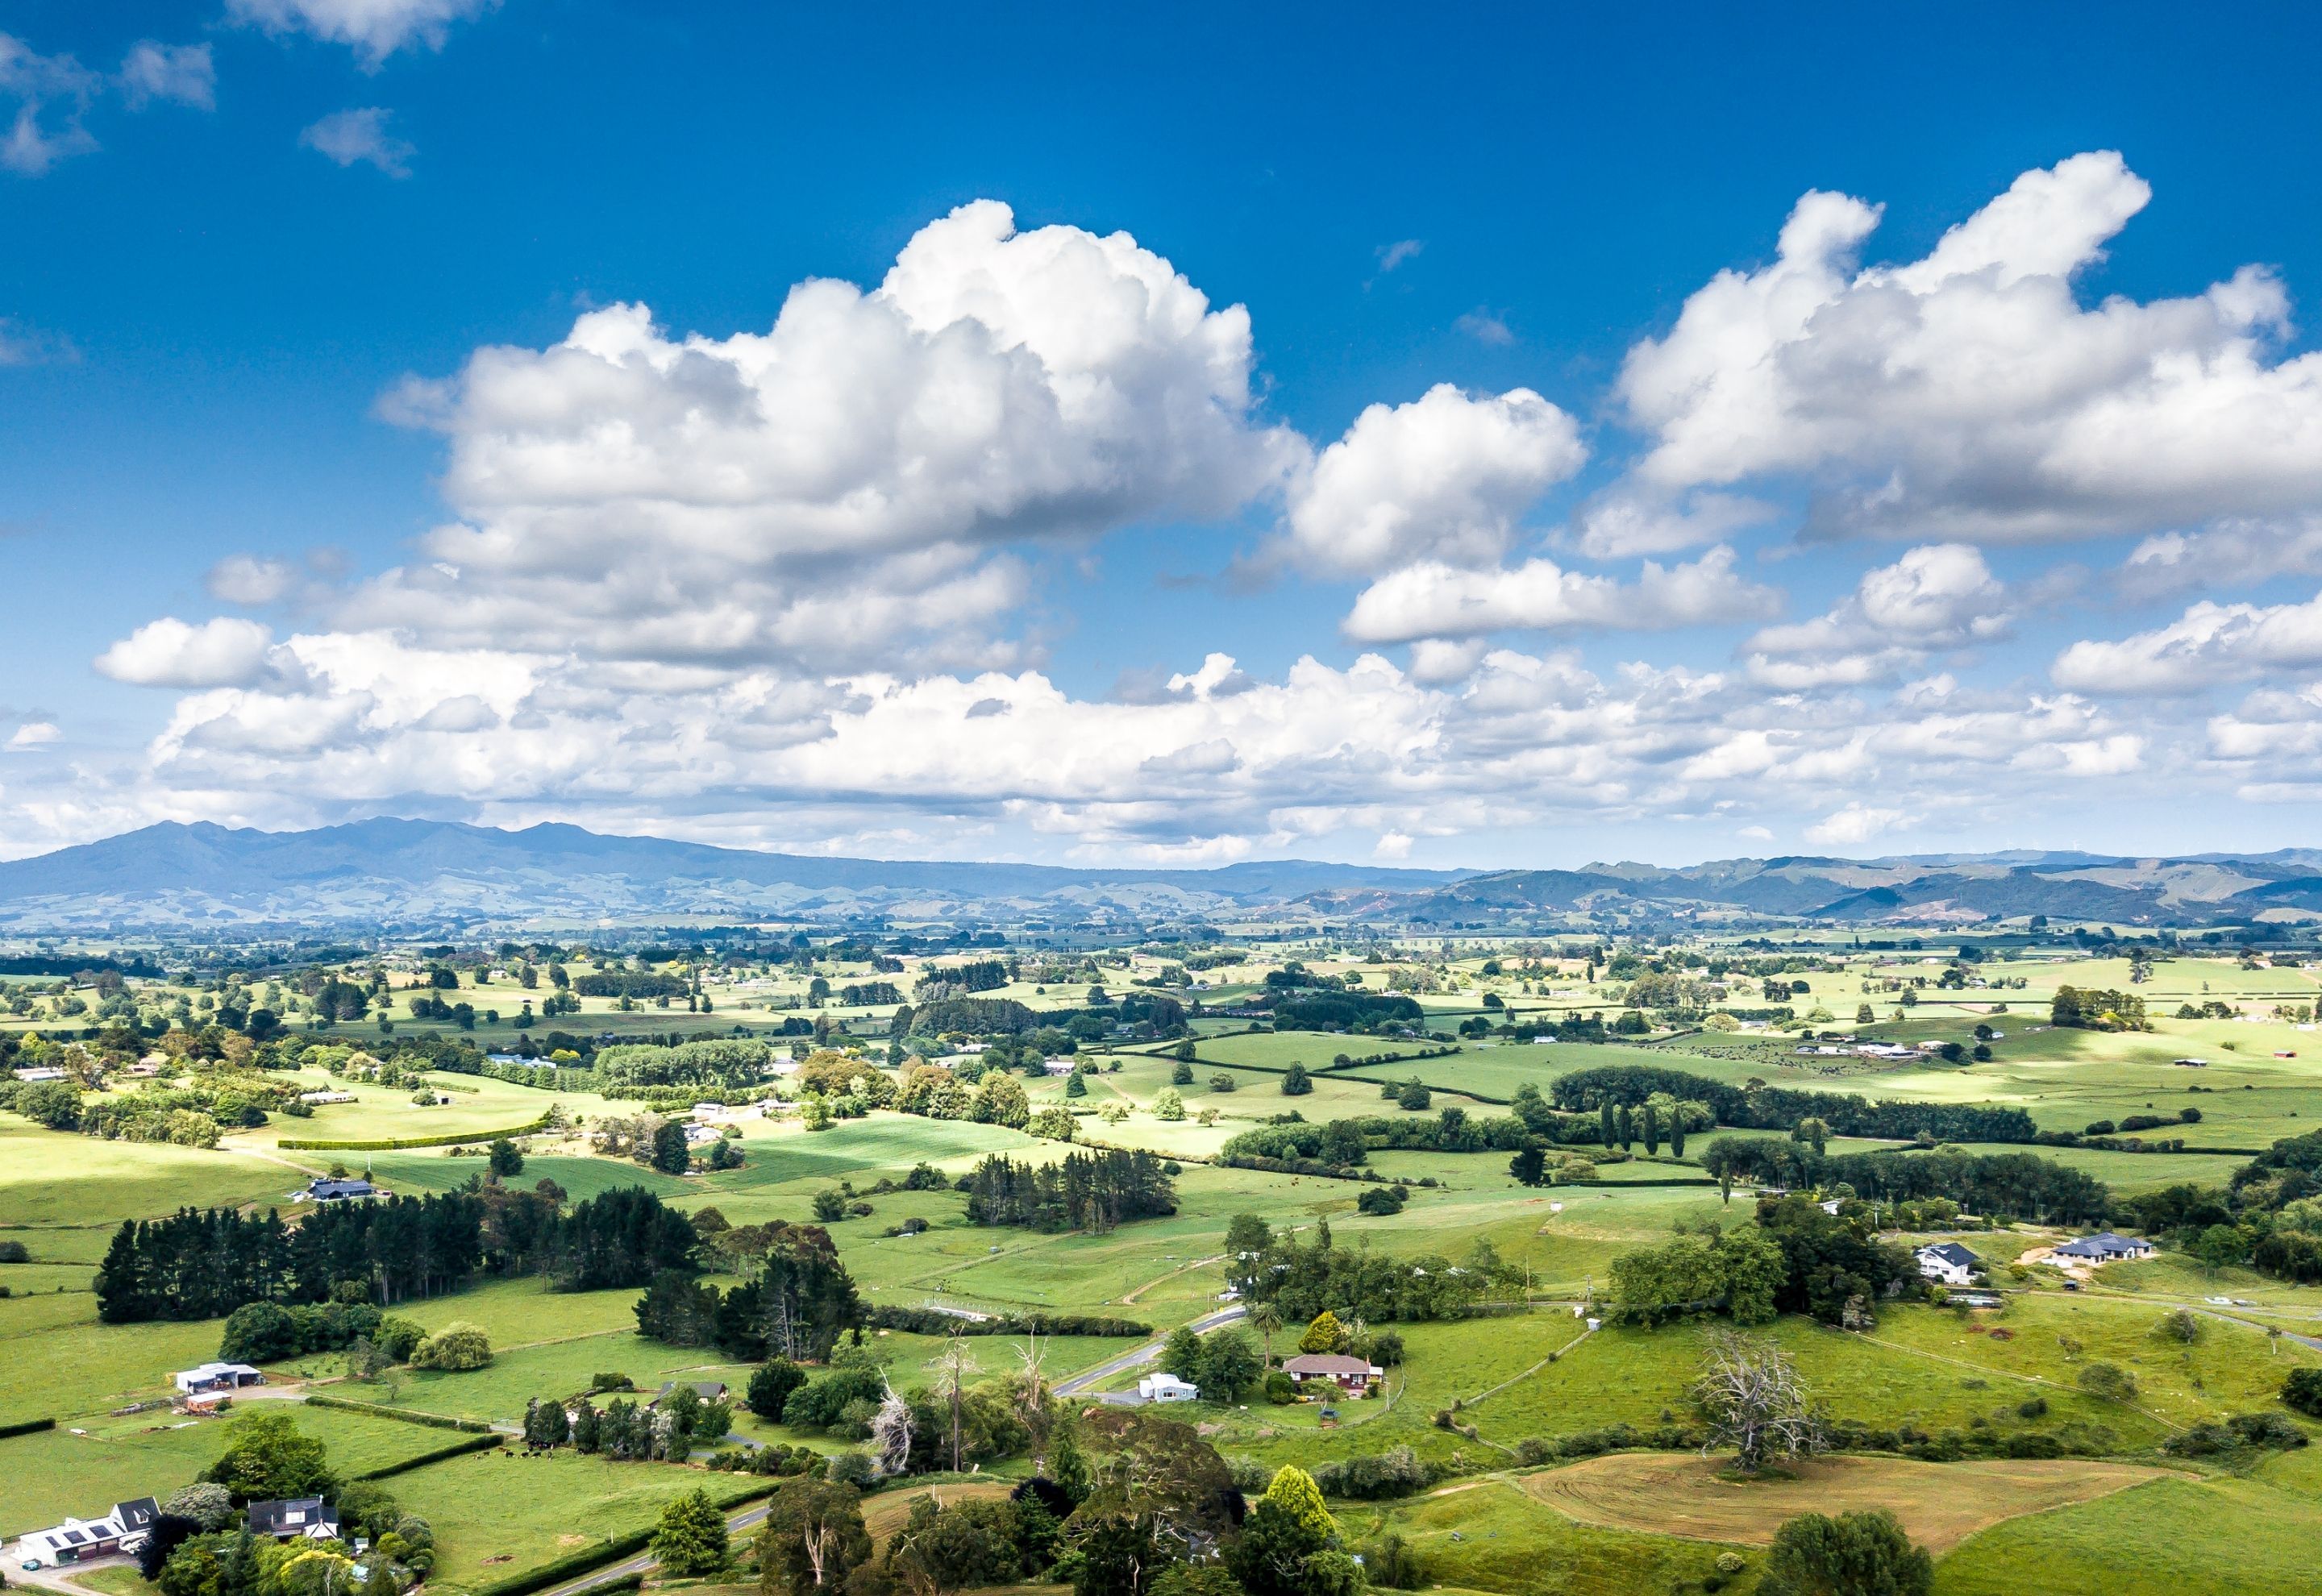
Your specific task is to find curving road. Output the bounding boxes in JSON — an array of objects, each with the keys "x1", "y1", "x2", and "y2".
[{"x1": 1053, "y1": 1303, "x2": 1247, "y2": 1399}]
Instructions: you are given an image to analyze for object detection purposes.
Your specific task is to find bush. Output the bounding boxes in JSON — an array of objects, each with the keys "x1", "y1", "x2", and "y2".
[
  {"x1": 2279, "y1": 1367, "x2": 2322, "y2": 1418},
  {"x1": 2016, "y1": 1396, "x2": 2048, "y2": 1419},
  {"x1": 410, "y1": 1322, "x2": 493, "y2": 1370},
  {"x1": 1309, "y1": 1446, "x2": 1429, "y2": 1499},
  {"x1": 1263, "y1": 1371, "x2": 1297, "y2": 1404}
]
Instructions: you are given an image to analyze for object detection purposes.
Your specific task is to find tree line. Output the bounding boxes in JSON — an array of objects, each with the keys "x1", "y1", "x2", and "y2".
[
  {"x1": 1695, "y1": 1139, "x2": 2112, "y2": 1224},
  {"x1": 960, "y1": 1149, "x2": 1177, "y2": 1232},
  {"x1": 1549, "y1": 1065, "x2": 2038, "y2": 1143},
  {"x1": 94, "y1": 1182, "x2": 697, "y2": 1323}
]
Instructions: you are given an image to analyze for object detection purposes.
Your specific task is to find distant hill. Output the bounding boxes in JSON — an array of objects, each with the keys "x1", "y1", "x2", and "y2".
[
  {"x1": 1305, "y1": 850, "x2": 2322, "y2": 929},
  {"x1": 0, "y1": 819, "x2": 1473, "y2": 930},
  {"x1": 0, "y1": 819, "x2": 2314, "y2": 930}
]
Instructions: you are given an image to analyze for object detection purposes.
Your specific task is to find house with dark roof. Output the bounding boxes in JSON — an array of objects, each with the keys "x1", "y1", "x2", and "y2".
[
  {"x1": 1280, "y1": 1353, "x2": 1383, "y2": 1395},
  {"x1": 2053, "y1": 1232, "x2": 2155, "y2": 1265},
  {"x1": 247, "y1": 1499, "x2": 341, "y2": 1540},
  {"x1": 1914, "y1": 1242, "x2": 1980, "y2": 1286},
  {"x1": 304, "y1": 1177, "x2": 377, "y2": 1202},
  {"x1": 650, "y1": 1380, "x2": 729, "y2": 1406}
]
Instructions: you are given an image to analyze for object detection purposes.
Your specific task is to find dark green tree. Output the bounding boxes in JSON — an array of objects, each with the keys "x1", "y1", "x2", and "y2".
[
  {"x1": 1757, "y1": 1508, "x2": 1933, "y2": 1596},
  {"x1": 650, "y1": 1487, "x2": 729, "y2": 1577}
]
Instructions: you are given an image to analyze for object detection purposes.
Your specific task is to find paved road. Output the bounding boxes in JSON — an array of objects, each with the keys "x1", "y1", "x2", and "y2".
[
  {"x1": 1052, "y1": 1303, "x2": 1247, "y2": 1399},
  {"x1": 534, "y1": 1497, "x2": 783, "y2": 1596}
]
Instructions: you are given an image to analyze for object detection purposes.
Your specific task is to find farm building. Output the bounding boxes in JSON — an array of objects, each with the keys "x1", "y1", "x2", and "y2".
[
  {"x1": 174, "y1": 1361, "x2": 264, "y2": 1394},
  {"x1": 303, "y1": 1177, "x2": 377, "y2": 1202},
  {"x1": 1280, "y1": 1353, "x2": 1384, "y2": 1394}
]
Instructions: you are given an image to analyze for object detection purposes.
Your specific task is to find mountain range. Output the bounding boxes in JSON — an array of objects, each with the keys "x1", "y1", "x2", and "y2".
[{"x1": 1, "y1": 820, "x2": 2318, "y2": 933}]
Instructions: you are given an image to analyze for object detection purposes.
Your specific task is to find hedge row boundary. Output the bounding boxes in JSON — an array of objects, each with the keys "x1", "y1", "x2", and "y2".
[
  {"x1": 0, "y1": 1415, "x2": 56, "y2": 1440},
  {"x1": 305, "y1": 1394, "x2": 493, "y2": 1432},
  {"x1": 281, "y1": 1116, "x2": 552, "y2": 1151},
  {"x1": 351, "y1": 1432, "x2": 501, "y2": 1480}
]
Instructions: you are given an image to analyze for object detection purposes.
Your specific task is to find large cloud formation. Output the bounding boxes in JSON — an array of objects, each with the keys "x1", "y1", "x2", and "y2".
[
  {"x1": 51, "y1": 160, "x2": 2322, "y2": 862},
  {"x1": 1620, "y1": 151, "x2": 2322, "y2": 545}
]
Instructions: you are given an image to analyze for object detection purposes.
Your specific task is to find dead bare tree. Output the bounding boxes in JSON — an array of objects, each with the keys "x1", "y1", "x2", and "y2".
[
  {"x1": 1692, "y1": 1330, "x2": 1824, "y2": 1473},
  {"x1": 870, "y1": 1375, "x2": 917, "y2": 1478},
  {"x1": 1014, "y1": 1322, "x2": 1052, "y2": 1464},
  {"x1": 926, "y1": 1330, "x2": 981, "y2": 1473}
]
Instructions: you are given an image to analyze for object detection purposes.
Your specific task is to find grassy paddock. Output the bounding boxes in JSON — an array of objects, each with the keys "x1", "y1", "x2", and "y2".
[{"x1": 1526, "y1": 1451, "x2": 2166, "y2": 1552}]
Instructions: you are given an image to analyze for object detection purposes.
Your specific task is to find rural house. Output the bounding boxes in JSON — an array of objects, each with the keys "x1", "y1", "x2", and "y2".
[
  {"x1": 1914, "y1": 1242, "x2": 1979, "y2": 1286},
  {"x1": 2052, "y1": 1232, "x2": 2156, "y2": 1265},
  {"x1": 651, "y1": 1381, "x2": 729, "y2": 1406},
  {"x1": 303, "y1": 1177, "x2": 377, "y2": 1202},
  {"x1": 247, "y1": 1499, "x2": 340, "y2": 1540},
  {"x1": 16, "y1": 1499, "x2": 160, "y2": 1567},
  {"x1": 1280, "y1": 1353, "x2": 1384, "y2": 1395},
  {"x1": 1137, "y1": 1371, "x2": 1198, "y2": 1403}
]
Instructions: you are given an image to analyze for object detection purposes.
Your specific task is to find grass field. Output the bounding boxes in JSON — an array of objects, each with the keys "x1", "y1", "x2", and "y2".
[
  {"x1": 0, "y1": 1119, "x2": 299, "y2": 1229},
  {"x1": 1525, "y1": 1452, "x2": 2166, "y2": 1552},
  {"x1": 389, "y1": 1447, "x2": 739, "y2": 1590},
  {"x1": 0, "y1": 1402, "x2": 472, "y2": 1538}
]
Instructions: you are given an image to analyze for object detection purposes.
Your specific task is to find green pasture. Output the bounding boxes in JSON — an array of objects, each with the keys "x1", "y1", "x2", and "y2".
[
  {"x1": 389, "y1": 1447, "x2": 736, "y2": 1591},
  {"x1": 0, "y1": 1119, "x2": 299, "y2": 1229},
  {"x1": 0, "y1": 1402, "x2": 468, "y2": 1538}
]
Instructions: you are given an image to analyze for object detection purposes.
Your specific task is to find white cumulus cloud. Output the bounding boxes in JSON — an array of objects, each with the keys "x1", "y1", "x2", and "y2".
[
  {"x1": 1284, "y1": 384, "x2": 1583, "y2": 577},
  {"x1": 1617, "y1": 151, "x2": 2322, "y2": 544},
  {"x1": 95, "y1": 617, "x2": 279, "y2": 688},
  {"x1": 1344, "y1": 545, "x2": 1777, "y2": 646}
]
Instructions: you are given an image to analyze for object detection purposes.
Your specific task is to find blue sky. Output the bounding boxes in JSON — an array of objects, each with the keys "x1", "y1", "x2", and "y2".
[{"x1": 5, "y1": 1, "x2": 2322, "y2": 867}]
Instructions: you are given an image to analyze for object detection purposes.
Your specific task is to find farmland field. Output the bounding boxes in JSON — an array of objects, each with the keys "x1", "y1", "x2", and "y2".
[
  {"x1": 6, "y1": 934, "x2": 2322, "y2": 1596},
  {"x1": 1525, "y1": 1452, "x2": 2166, "y2": 1552}
]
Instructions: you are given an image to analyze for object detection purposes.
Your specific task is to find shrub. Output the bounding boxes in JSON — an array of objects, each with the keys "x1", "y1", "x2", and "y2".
[
  {"x1": 410, "y1": 1322, "x2": 493, "y2": 1370},
  {"x1": 2016, "y1": 1396, "x2": 2049, "y2": 1419},
  {"x1": 2283, "y1": 1368, "x2": 2322, "y2": 1417}
]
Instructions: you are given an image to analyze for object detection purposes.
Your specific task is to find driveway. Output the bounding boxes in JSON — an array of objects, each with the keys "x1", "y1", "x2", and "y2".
[
  {"x1": 1053, "y1": 1303, "x2": 1247, "y2": 1399},
  {"x1": 4, "y1": 1550, "x2": 135, "y2": 1596}
]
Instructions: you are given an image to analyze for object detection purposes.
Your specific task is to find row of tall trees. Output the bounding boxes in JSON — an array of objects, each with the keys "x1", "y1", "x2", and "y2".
[
  {"x1": 94, "y1": 1182, "x2": 697, "y2": 1322},
  {"x1": 1549, "y1": 1065, "x2": 2039, "y2": 1143},
  {"x1": 960, "y1": 1150, "x2": 1177, "y2": 1232}
]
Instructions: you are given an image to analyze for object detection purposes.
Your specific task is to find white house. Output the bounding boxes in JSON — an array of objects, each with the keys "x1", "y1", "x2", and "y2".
[
  {"x1": 1042, "y1": 1058, "x2": 1079, "y2": 1075},
  {"x1": 1137, "y1": 1372, "x2": 1198, "y2": 1403},
  {"x1": 2053, "y1": 1232, "x2": 2155, "y2": 1265},
  {"x1": 174, "y1": 1361, "x2": 264, "y2": 1394},
  {"x1": 1915, "y1": 1242, "x2": 1980, "y2": 1286},
  {"x1": 15, "y1": 1500, "x2": 158, "y2": 1567}
]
